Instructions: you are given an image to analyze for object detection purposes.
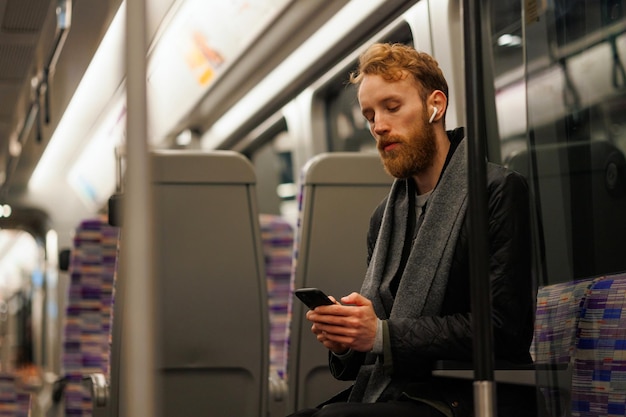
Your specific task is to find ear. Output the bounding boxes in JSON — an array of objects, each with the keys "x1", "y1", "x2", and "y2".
[{"x1": 427, "y1": 90, "x2": 447, "y2": 123}]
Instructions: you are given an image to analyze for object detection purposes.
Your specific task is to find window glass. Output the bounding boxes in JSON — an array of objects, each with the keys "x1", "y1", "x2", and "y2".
[
  {"x1": 492, "y1": 0, "x2": 626, "y2": 284},
  {"x1": 248, "y1": 121, "x2": 297, "y2": 224},
  {"x1": 489, "y1": 4, "x2": 626, "y2": 415},
  {"x1": 491, "y1": 0, "x2": 526, "y2": 162}
]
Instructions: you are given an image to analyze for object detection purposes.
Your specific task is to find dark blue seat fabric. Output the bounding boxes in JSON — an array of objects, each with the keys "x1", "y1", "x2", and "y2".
[{"x1": 571, "y1": 273, "x2": 626, "y2": 417}]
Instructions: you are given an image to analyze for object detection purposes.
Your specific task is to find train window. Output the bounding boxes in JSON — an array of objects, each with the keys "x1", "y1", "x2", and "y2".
[
  {"x1": 552, "y1": 0, "x2": 624, "y2": 47},
  {"x1": 492, "y1": 0, "x2": 626, "y2": 285},
  {"x1": 491, "y1": 0, "x2": 526, "y2": 161},
  {"x1": 323, "y1": 22, "x2": 414, "y2": 152},
  {"x1": 491, "y1": 0, "x2": 523, "y2": 79},
  {"x1": 247, "y1": 120, "x2": 297, "y2": 223}
]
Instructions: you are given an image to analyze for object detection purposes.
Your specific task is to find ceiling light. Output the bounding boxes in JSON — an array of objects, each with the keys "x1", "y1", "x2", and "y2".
[
  {"x1": 9, "y1": 140, "x2": 22, "y2": 158},
  {"x1": 497, "y1": 34, "x2": 522, "y2": 47},
  {"x1": 0, "y1": 205, "x2": 11, "y2": 218}
]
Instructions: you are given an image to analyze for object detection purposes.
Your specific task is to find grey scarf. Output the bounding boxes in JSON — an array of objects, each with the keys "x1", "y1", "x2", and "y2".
[{"x1": 352, "y1": 138, "x2": 468, "y2": 402}]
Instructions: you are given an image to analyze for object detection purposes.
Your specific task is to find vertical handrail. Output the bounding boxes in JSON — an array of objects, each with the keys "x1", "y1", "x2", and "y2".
[
  {"x1": 121, "y1": 0, "x2": 157, "y2": 416},
  {"x1": 462, "y1": 0, "x2": 496, "y2": 416}
]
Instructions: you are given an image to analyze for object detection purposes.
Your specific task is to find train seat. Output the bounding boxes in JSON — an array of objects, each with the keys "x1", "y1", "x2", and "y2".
[
  {"x1": 59, "y1": 218, "x2": 120, "y2": 417},
  {"x1": 532, "y1": 278, "x2": 597, "y2": 365},
  {"x1": 571, "y1": 273, "x2": 626, "y2": 417},
  {"x1": 531, "y1": 277, "x2": 600, "y2": 416},
  {"x1": 434, "y1": 271, "x2": 626, "y2": 416},
  {"x1": 432, "y1": 277, "x2": 599, "y2": 393},
  {"x1": 287, "y1": 152, "x2": 391, "y2": 413},
  {"x1": 150, "y1": 150, "x2": 269, "y2": 417}
]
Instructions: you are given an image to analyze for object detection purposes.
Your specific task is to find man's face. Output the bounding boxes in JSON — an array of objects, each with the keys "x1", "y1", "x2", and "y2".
[{"x1": 358, "y1": 73, "x2": 437, "y2": 179}]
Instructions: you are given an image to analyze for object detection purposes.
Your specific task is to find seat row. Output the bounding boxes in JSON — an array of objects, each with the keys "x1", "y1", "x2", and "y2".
[
  {"x1": 53, "y1": 150, "x2": 391, "y2": 417},
  {"x1": 52, "y1": 150, "x2": 626, "y2": 417}
]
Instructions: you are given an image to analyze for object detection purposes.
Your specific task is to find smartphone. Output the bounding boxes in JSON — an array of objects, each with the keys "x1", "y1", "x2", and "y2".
[{"x1": 294, "y1": 288, "x2": 335, "y2": 309}]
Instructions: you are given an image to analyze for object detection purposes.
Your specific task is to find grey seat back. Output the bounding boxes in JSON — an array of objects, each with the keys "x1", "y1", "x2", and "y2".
[
  {"x1": 151, "y1": 150, "x2": 268, "y2": 417},
  {"x1": 287, "y1": 152, "x2": 392, "y2": 412}
]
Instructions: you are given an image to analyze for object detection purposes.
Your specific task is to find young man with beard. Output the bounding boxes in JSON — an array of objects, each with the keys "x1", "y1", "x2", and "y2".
[{"x1": 287, "y1": 43, "x2": 538, "y2": 417}]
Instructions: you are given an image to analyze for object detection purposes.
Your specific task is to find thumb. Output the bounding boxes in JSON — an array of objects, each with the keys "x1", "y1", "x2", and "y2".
[{"x1": 341, "y1": 292, "x2": 370, "y2": 306}]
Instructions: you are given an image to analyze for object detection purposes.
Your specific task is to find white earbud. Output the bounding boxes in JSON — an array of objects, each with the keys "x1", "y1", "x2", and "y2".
[{"x1": 429, "y1": 107, "x2": 438, "y2": 123}]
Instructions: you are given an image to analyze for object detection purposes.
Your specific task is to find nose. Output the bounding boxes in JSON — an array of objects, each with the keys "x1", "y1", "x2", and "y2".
[{"x1": 372, "y1": 115, "x2": 390, "y2": 136}]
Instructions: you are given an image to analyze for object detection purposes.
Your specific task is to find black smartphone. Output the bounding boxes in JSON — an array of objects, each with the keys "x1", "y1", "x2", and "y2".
[{"x1": 294, "y1": 288, "x2": 334, "y2": 309}]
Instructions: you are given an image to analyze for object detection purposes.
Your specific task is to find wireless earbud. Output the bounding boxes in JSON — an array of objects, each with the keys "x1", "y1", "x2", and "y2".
[{"x1": 429, "y1": 107, "x2": 438, "y2": 124}]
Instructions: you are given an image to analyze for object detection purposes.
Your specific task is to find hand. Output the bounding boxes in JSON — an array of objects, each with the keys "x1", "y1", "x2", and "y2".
[
  {"x1": 306, "y1": 292, "x2": 378, "y2": 353},
  {"x1": 307, "y1": 296, "x2": 348, "y2": 353}
]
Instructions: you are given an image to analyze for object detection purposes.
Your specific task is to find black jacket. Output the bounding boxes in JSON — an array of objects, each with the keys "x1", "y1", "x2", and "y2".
[{"x1": 328, "y1": 129, "x2": 537, "y2": 416}]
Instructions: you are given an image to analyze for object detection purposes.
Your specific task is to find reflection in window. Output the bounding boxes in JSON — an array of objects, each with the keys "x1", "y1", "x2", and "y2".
[
  {"x1": 325, "y1": 85, "x2": 374, "y2": 152},
  {"x1": 492, "y1": 0, "x2": 626, "y2": 285}
]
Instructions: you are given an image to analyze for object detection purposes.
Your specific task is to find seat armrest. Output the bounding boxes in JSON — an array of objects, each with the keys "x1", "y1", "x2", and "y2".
[
  {"x1": 82, "y1": 373, "x2": 109, "y2": 408},
  {"x1": 268, "y1": 373, "x2": 288, "y2": 417},
  {"x1": 269, "y1": 373, "x2": 287, "y2": 402},
  {"x1": 52, "y1": 376, "x2": 68, "y2": 404},
  {"x1": 431, "y1": 360, "x2": 570, "y2": 387}
]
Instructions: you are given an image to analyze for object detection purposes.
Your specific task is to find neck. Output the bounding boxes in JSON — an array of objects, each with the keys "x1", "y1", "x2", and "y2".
[{"x1": 413, "y1": 131, "x2": 451, "y2": 195}]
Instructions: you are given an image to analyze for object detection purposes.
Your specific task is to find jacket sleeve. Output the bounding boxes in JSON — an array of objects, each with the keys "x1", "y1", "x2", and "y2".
[
  {"x1": 384, "y1": 168, "x2": 533, "y2": 373},
  {"x1": 328, "y1": 350, "x2": 368, "y2": 381}
]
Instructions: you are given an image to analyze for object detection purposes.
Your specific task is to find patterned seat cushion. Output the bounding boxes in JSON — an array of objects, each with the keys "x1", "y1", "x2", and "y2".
[
  {"x1": 572, "y1": 273, "x2": 626, "y2": 417},
  {"x1": 0, "y1": 374, "x2": 30, "y2": 417},
  {"x1": 63, "y1": 218, "x2": 120, "y2": 417},
  {"x1": 532, "y1": 278, "x2": 596, "y2": 364},
  {"x1": 259, "y1": 214, "x2": 294, "y2": 380}
]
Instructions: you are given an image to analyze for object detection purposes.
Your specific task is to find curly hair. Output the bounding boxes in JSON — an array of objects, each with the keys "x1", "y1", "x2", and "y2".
[{"x1": 349, "y1": 43, "x2": 448, "y2": 104}]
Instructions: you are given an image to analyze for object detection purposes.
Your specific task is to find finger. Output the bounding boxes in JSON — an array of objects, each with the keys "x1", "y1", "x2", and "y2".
[
  {"x1": 312, "y1": 303, "x2": 359, "y2": 318},
  {"x1": 340, "y1": 292, "x2": 371, "y2": 306},
  {"x1": 310, "y1": 323, "x2": 323, "y2": 335}
]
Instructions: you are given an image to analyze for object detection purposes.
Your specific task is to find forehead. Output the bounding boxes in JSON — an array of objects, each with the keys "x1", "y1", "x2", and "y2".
[{"x1": 357, "y1": 73, "x2": 419, "y2": 106}]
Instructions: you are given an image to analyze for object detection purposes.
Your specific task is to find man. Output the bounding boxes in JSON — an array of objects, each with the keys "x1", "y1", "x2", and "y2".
[{"x1": 288, "y1": 43, "x2": 537, "y2": 417}]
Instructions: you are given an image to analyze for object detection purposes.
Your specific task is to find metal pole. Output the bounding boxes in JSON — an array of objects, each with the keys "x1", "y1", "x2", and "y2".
[
  {"x1": 462, "y1": 0, "x2": 496, "y2": 415},
  {"x1": 122, "y1": 0, "x2": 157, "y2": 415}
]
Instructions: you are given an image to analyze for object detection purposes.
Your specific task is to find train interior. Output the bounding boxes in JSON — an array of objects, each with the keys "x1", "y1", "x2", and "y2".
[{"x1": 0, "y1": 0, "x2": 625, "y2": 416}]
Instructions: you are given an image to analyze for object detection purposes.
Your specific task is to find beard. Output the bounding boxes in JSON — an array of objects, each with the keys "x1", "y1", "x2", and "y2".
[{"x1": 377, "y1": 113, "x2": 437, "y2": 179}]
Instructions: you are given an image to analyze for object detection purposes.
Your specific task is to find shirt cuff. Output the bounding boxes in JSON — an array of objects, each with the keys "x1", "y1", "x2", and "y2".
[
  {"x1": 372, "y1": 318, "x2": 383, "y2": 354},
  {"x1": 331, "y1": 348, "x2": 353, "y2": 359}
]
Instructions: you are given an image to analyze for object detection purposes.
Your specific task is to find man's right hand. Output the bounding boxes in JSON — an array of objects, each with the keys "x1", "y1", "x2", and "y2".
[{"x1": 306, "y1": 292, "x2": 377, "y2": 353}]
